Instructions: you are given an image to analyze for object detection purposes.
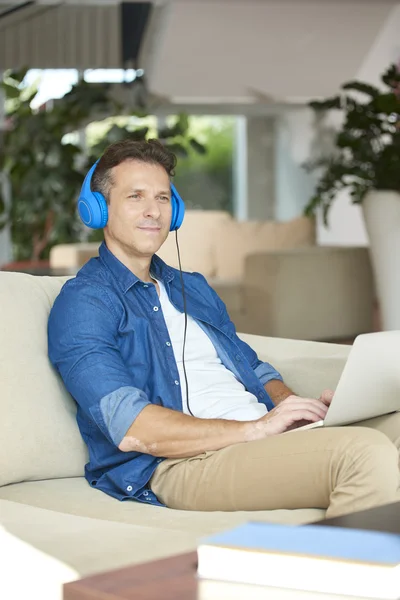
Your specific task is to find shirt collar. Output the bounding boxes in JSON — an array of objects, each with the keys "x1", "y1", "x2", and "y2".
[{"x1": 99, "y1": 241, "x2": 174, "y2": 294}]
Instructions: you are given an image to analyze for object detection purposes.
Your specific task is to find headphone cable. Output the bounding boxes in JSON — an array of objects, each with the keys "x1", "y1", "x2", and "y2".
[{"x1": 175, "y1": 230, "x2": 193, "y2": 416}]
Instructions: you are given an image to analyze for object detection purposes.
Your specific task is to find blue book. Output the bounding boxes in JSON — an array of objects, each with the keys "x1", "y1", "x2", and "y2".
[{"x1": 197, "y1": 522, "x2": 400, "y2": 599}]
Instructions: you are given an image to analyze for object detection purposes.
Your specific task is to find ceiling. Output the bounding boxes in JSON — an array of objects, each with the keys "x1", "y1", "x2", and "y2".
[
  {"x1": 142, "y1": 1, "x2": 400, "y2": 102},
  {"x1": 0, "y1": 0, "x2": 399, "y2": 104},
  {"x1": 0, "y1": 0, "x2": 399, "y2": 6}
]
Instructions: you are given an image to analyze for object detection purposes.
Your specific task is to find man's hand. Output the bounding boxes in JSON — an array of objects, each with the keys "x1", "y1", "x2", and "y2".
[
  {"x1": 319, "y1": 388, "x2": 335, "y2": 406},
  {"x1": 256, "y1": 394, "x2": 330, "y2": 436}
]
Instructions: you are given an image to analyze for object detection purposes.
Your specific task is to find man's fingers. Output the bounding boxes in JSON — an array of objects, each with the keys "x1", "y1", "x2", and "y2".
[
  {"x1": 281, "y1": 397, "x2": 328, "y2": 419},
  {"x1": 281, "y1": 409, "x2": 324, "y2": 430},
  {"x1": 293, "y1": 410, "x2": 324, "y2": 423},
  {"x1": 319, "y1": 389, "x2": 335, "y2": 406},
  {"x1": 291, "y1": 404, "x2": 327, "y2": 420}
]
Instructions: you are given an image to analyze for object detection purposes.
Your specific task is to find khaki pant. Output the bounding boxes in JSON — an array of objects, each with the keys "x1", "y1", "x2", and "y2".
[{"x1": 149, "y1": 413, "x2": 400, "y2": 517}]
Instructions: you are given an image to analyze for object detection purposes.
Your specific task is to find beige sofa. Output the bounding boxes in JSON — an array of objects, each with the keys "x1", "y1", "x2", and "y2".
[
  {"x1": 50, "y1": 211, "x2": 374, "y2": 341},
  {"x1": 0, "y1": 270, "x2": 354, "y2": 598}
]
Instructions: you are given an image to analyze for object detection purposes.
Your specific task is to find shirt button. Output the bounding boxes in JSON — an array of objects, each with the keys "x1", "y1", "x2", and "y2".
[
  {"x1": 127, "y1": 485, "x2": 133, "y2": 492},
  {"x1": 143, "y1": 491, "x2": 149, "y2": 497},
  {"x1": 166, "y1": 341, "x2": 171, "y2": 346},
  {"x1": 157, "y1": 458, "x2": 163, "y2": 463},
  {"x1": 143, "y1": 284, "x2": 149, "y2": 288},
  {"x1": 153, "y1": 306, "x2": 159, "y2": 312},
  {"x1": 235, "y1": 354, "x2": 241, "y2": 361},
  {"x1": 174, "y1": 380, "x2": 180, "y2": 386}
]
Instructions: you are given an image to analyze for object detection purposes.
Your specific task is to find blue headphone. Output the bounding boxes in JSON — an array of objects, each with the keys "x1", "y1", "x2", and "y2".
[{"x1": 77, "y1": 160, "x2": 185, "y2": 231}]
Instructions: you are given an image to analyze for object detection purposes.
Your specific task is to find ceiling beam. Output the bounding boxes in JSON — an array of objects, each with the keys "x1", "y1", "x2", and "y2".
[{"x1": 0, "y1": 2, "x2": 33, "y2": 19}]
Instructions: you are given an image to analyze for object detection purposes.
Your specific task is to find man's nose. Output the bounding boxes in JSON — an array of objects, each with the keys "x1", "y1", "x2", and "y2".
[{"x1": 143, "y1": 197, "x2": 161, "y2": 220}]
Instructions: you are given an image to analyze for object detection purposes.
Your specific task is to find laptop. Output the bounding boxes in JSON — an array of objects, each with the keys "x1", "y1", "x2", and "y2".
[{"x1": 293, "y1": 331, "x2": 400, "y2": 432}]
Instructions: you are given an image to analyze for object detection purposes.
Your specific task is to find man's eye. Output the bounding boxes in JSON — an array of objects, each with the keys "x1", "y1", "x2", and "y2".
[
  {"x1": 129, "y1": 194, "x2": 140, "y2": 199},
  {"x1": 160, "y1": 196, "x2": 169, "y2": 202}
]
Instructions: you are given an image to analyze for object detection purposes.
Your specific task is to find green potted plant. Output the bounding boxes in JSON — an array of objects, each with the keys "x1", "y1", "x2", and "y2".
[
  {"x1": 0, "y1": 70, "x2": 205, "y2": 271},
  {"x1": 304, "y1": 63, "x2": 400, "y2": 330},
  {"x1": 0, "y1": 69, "x2": 115, "y2": 271}
]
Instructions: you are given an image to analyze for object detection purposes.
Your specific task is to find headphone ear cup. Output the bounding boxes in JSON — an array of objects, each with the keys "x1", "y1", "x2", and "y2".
[
  {"x1": 170, "y1": 184, "x2": 185, "y2": 231},
  {"x1": 78, "y1": 191, "x2": 108, "y2": 229}
]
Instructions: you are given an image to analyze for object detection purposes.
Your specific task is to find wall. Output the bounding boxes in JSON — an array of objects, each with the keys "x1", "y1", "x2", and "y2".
[{"x1": 274, "y1": 3, "x2": 400, "y2": 246}]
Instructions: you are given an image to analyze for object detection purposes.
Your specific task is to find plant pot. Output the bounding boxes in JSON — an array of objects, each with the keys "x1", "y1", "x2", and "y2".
[{"x1": 362, "y1": 191, "x2": 400, "y2": 330}]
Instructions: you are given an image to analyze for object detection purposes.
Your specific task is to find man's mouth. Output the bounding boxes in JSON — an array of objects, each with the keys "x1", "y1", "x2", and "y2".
[{"x1": 138, "y1": 226, "x2": 161, "y2": 232}]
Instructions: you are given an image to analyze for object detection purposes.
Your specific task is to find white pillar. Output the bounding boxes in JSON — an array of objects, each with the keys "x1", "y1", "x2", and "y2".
[
  {"x1": 232, "y1": 116, "x2": 248, "y2": 221},
  {"x1": 246, "y1": 116, "x2": 276, "y2": 221},
  {"x1": 0, "y1": 71, "x2": 12, "y2": 267},
  {"x1": 275, "y1": 109, "x2": 316, "y2": 222}
]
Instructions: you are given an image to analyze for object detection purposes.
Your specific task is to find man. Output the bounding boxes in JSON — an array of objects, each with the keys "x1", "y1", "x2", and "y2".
[{"x1": 48, "y1": 139, "x2": 400, "y2": 517}]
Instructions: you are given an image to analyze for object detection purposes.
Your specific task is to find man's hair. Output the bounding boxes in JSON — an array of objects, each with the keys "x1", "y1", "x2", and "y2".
[{"x1": 91, "y1": 138, "x2": 177, "y2": 204}]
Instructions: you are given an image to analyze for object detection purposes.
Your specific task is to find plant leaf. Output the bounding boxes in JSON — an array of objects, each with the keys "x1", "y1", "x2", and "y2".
[
  {"x1": 189, "y1": 138, "x2": 207, "y2": 154},
  {"x1": 7, "y1": 67, "x2": 29, "y2": 85},
  {"x1": 165, "y1": 142, "x2": 188, "y2": 158},
  {"x1": 159, "y1": 115, "x2": 190, "y2": 139},
  {"x1": 341, "y1": 81, "x2": 379, "y2": 98},
  {"x1": 381, "y1": 64, "x2": 400, "y2": 88},
  {"x1": 373, "y1": 93, "x2": 400, "y2": 114},
  {"x1": 1, "y1": 82, "x2": 20, "y2": 99},
  {"x1": 129, "y1": 127, "x2": 149, "y2": 141},
  {"x1": 309, "y1": 96, "x2": 341, "y2": 111}
]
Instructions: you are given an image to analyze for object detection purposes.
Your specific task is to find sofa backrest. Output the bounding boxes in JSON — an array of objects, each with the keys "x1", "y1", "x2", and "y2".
[
  {"x1": 157, "y1": 210, "x2": 233, "y2": 277},
  {"x1": 214, "y1": 216, "x2": 316, "y2": 279},
  {"x1": 0, "y1": 272, "x2": 88, "y2": 488},
  {"x1": 158, "y1": 211, "x2": 315, "y2": 280}
]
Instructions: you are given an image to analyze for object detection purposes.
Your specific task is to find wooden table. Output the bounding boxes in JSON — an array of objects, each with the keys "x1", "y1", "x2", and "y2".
[
  {"x1": 64, "y1": 551, "x2": 198, "y2": 600},
  {"x1": 64, "y1": 500, "x2": 400, "y2": 600}
]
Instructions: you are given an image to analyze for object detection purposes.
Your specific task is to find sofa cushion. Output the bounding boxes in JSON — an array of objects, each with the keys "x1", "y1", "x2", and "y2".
[
  {"x1": 0, "y1": 478, "x2": 325, "y2": 538},
  {"x1": 157, "y1": 210, "x2": 233, "y2": 277},
  {"x1": 214, "y1": 216, "x2": 316, "y2": 279},
  {"x1": 0, "y1": 273, "x2": 88, "y2": 487},
  {"x1": 0, "y1": 491, "x2": 324, "y2": 597},
  {"x1": 0, "y1": 498, "x2": 197, "y2": 580}
]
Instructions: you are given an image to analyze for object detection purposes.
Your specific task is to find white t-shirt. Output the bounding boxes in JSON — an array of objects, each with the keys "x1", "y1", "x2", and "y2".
[{"x1": 155, "y1": 278, "x2": 268, "y2": 421}]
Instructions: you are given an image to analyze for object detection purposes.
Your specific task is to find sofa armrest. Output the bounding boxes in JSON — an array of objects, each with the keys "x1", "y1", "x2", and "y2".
[
  {"x1": 237, "y1": 332, "x2": 350, "y2": 399},
  {"x1": 242, "y1": 246, "x2": 374, "y2": 341},
  {"x1": 49, "y1": 243, "x2": 101, "y2": 271}
]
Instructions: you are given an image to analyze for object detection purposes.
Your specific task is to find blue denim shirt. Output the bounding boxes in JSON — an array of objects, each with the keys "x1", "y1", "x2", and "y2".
[{"x1": 48, "y1": 241, "x2": 283, "y2": 506}]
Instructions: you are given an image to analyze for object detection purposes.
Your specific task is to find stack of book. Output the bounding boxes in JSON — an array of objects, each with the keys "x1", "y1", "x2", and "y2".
[{"x1": 197, "y1": 521, "x2": 400, "y2": 599}]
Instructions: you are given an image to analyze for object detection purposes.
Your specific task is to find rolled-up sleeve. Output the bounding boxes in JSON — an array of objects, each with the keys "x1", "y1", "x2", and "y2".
[
  {"x1": 48, "y1": 281, "x2": 151, "y2": 447},
  {"x1": 254, "y1": 362, "x2": 283, "y2": 386}
]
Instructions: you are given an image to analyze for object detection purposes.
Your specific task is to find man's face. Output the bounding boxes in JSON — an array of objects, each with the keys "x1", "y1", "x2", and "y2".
[{"x1": 104, "y1": 159, "x2": 172, "y2": 258}]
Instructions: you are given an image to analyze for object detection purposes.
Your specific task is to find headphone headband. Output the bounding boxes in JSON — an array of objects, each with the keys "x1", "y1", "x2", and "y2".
[{"x1": 81, "y1": 160, "x2": 99, "y2": 201}]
